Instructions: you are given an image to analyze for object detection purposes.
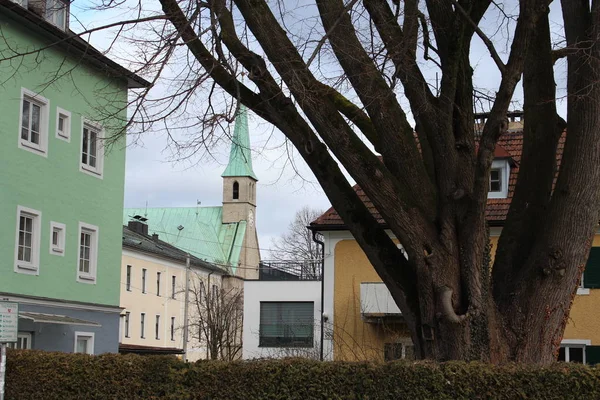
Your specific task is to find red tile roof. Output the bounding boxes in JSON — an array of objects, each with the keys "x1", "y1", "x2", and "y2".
[{"x1": 311, "y1": 130, "x2": 566, "y2": 228}]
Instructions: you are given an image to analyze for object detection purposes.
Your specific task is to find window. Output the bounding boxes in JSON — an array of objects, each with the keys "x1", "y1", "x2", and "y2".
[
  {"x1": 19, "y1": 88, "x2": 49, "y2": 156},
  {"x1": 15, "y1": 206, "x2": 42, "y2": 274},
  {"x1": 126, "y1": 265, "x2": 132, "y2": 291},
  {"x1": 170, "y1": 317, "x2": 176, "y2": 341},
  {"x1": 45, "y1": 0, "x2": 68, "y2": 30},
  {"x1": 155, "y1": 315, "x2": 160, "y2": 340},
  {"x1": 142, "y1": 269, "x2": 147, "y2": 293},
  {"x1": 233, "y1": 181, "x2": 239, "y2": 200},
  {"x1": 7, "y1": 332, "x2": 32, "y2": 350},
  {"x1": 171, "y1": 275, "x2": 176, "y2": 299},
  {"x1": 56, "y1": 107, "x2": 71, "y2": 141},
  {"x1": 140, "y1": 313, "x2": 145, "y2": 338},
  {"x1": 80, "y1": 120, "x2": 104, "y2": 177},
  {"x1": 74, "y1": 332, "x2": 94, "y2": 355},
  {"x1": 77, "y1": 223, "x2": 98, "y2": 283},
  {"x1": 558, "y1": 342, "x2": 588, "y2": 364},
  {"x1": 124, "y1": 312, "x2": 130, "y2": 338},
  {"x1": 384, "y1": 343, "x2": 415, "y2": 361},
  {"x1": 488, "y1": 159, "x2": 510, "y2": 199},
  {"x1": 49, "y1": 221, "x2": 65, "y2": 255},
  {"x1": 212, "y1": 284, "x2": 219, "y2": 301},
  {"x1": 578, "y1": 272, "x2": 590, "y2": 295},
  {"x1": 157, "y1": 272, "x2": 161, "y2": 296},
  {"x1": 259, "y1": 302, "x2": 314, "y2": 348}
]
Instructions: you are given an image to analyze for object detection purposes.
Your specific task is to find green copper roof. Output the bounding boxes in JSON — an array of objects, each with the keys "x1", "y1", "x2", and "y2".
[
  {"x1": 222, "y1": 106, "x2": 258, "y2": 180},
  {"x1": 123, "y1": 207, "x2": 247, "y2": 273}
]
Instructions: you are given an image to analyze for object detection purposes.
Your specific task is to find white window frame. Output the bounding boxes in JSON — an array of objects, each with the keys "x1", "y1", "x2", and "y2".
[
  {"x1": 74, "y1": 331, "x2": 95, "y2": 355},
  {"x1": 7, "y1": 332, "x2": 32, "y2": 350},
  {"x1": 55, "y1": 107, "x2": 71, "y2": 142},
  {"x1": 79, "y1": 118, "x2": 104, "y2": 179},
  {"x1": 577, "y1": 273, "x2": 590, "y2": 295},
  {"x1": 45, "y1": 0, "x2": 68, "y2": 30},
  {"x1": 560, "y1": 339, "x2": 590, "y2": 364},
  {"x1": 49, "y1": 221, "x2": 66, "y2": 256},
  {"x1": 76, "y1": 222, "x2": 99, "y2": 283},
  {"x1": 14, "y1": 205, "x2": 42, "y2": 275},
  {"x1": 19, "y1": 88, "x2": 49, "y2": 157},
  {"x1": 487, "y1": 159, "x2": 510, "y2": 199}
]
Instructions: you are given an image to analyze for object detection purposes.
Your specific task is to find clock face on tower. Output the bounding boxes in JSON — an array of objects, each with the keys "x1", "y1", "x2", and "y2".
[{"x1": 248, "y1": 210, "x2": 254, "y2": 228}]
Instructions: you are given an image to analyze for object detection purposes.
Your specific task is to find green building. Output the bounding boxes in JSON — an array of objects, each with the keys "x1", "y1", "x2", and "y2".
[{"x1": 0, "y1": 0, "x2": 149, "y2": 354}]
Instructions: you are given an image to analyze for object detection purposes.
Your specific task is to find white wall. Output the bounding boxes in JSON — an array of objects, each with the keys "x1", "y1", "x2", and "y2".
[{"x1": 242, "y1": 280, "x2": 321, "y2": 359}]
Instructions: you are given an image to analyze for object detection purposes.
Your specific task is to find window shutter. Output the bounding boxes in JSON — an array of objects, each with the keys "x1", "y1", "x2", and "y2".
[
  {"x1": 586, "y1": 346, "x2": 600, "y2": 365},
  {"x1": 584, "y1": 248, "x2": 600, "y2": 288}
]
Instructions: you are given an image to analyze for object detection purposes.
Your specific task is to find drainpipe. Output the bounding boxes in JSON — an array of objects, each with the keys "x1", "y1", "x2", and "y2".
[
  {"x1": 312, "y1": 230, "x2": 325, "y2": 361},
  {"x1": 182, "y1": 254, "x2": 190, "y2": 362}
]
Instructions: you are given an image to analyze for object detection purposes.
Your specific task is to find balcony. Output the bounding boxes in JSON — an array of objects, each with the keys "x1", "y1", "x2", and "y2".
[
  {"x1": 258, "y1": 260, "x2": 322, "y2": 281},
  {"x1": 360, "y1": 282, "x2": 402, "y2": 323}
]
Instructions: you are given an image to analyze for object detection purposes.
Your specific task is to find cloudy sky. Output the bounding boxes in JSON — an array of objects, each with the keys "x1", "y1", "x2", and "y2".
[{"x1": 73, "y1": 1, "x2": 567, "y2": 259}]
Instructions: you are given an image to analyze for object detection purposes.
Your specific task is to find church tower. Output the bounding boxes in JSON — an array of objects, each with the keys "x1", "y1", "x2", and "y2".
[{"x1": 222, "y1": 106, "x2": 260, "y2": 278}]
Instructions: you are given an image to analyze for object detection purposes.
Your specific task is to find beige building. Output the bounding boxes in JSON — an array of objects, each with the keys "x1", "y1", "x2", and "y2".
[{"x1": 120, "y1": 220, "x2": 226, "y2": 361}]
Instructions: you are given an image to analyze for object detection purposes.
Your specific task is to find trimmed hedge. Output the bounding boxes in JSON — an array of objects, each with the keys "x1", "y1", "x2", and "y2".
[{"x1": 5, "y1": 349, "x2": 600, "y2": 399}]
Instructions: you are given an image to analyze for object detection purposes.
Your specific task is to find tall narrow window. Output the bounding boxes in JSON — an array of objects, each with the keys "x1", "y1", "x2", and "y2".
[
  {"x1": 56, "y1": 107, "x2": 71, "y2": 141},
  {"x1": 19, "y1": 89, "x2": 49, "y2": 155},
  {"x1": 124, "y1": 312, "x2": 130, "y2": 338},
  {"x1": 170, "y1": 317, "x2": 175, "y2": 341},
  {"x1": 45, "y1": 0, "x2": 68, "y2": 30},
  {"x1": 140, "y1": 313, "x2": 145, "y2": 338},
  {"x1": 233, "y1": 181, "x2": 239, "y2": 200},
  {"x1": 157, "y1": 272, "x2": 161, "y2": 296},
  {"x1": 155, "y1": 315, "x2": 160, "y2": 340},
  {"x1": 126, "y1": 265, "x2": 132, "y2": 291},
  {"x1": 15, "y1": 206, "x2": 41, "y2": 273},
  {"x1": 77, "y1": 223, "x2": 98, "y2": 282},
  {"x1": 80, "y1": 121, "x2": 103, "y2": 177},
  {"x1": 49, "y1": 222, "x2": 65, "y2": 255},
  {"x1": 142, "y1": 268, "x2": 147, "y2": 293},
  {"x1": 171, "y1": 275, "x2": 176, "y2": 299}
]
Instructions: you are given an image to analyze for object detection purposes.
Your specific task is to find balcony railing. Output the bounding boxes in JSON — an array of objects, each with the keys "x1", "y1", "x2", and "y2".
[{"x1": 259, "y1": 260, "x2": 322, "y2": 281}]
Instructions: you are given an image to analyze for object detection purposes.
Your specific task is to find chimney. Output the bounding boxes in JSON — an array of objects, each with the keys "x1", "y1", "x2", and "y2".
[
  {"x1": 128, "y1": 220, "x2": 148, "y2": 236},
  {"x1": 152, "y1": 233, "x2": 159, "y2": 242}
]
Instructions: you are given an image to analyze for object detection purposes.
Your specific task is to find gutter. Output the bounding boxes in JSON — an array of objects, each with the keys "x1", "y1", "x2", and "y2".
[{"x1": 311, "y1": 230, "x2": 325, "y2": 361}]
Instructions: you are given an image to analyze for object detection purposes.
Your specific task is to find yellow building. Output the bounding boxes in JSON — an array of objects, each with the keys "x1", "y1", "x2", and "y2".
[
  {"x1": 120, "y1": 220, "x2": 226, "y2": 361},
  {"x1": 311, "y1": 129, "x2": 600, "y2": 364}
]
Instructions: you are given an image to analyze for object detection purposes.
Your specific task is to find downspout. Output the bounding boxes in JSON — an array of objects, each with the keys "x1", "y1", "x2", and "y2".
[
  {"x1": 206, "y1": 271, "x2": 214, "y2": 360},
  {"x1": 312, "y1": 229, "x2": 325, "y2": 361}
]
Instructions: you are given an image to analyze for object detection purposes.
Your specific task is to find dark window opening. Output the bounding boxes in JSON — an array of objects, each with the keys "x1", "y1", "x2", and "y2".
[{"x1": 233, "y1": 181, "x2": 239, "y2": 200}]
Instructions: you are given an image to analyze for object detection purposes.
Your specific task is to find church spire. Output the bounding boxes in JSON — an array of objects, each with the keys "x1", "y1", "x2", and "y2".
[{"x1": 222, "y1": 105, "x2": 258, "y2": 180}]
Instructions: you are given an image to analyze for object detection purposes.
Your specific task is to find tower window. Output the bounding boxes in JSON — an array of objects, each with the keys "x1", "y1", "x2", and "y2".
[{"x1": 233, "y1": 181, "x2": 239, "y2": 200}]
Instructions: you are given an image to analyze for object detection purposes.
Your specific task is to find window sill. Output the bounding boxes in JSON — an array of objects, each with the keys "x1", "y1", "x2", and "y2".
[
  {"x1": 80, "y1": 165, "x2": 103, "y2": 179},
  {"x1": 78, "y1": 274, "x2": 96, "y2": 284},
  {"x1": 577, "y1": 288, "x2": 590, "y2": 295},
  {"x1": 57, "y1": 133, "x2": 69, "y2": 141},
  {"x1": 16, "y1": 264, "x2": 39, "y2": 273},
  {"x1": 51, "y1": 248, "x2": 64, "y2": 254},
  {"x1": 19, "y1": 140, "x2": 47, "y2": 157}
]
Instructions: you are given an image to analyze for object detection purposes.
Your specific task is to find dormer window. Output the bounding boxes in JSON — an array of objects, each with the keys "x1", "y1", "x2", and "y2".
[
  {"x1": 45, "y1": 0, "x2": 68, "y2": 30},
  {"x1": 488, "y1": 159, "x2": 510, "y2": 199}
]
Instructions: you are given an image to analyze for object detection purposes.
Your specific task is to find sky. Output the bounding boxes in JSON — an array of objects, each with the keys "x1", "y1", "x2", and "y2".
[{"x1": 71, "y1": 1, "x2": 567, "y2": 259}]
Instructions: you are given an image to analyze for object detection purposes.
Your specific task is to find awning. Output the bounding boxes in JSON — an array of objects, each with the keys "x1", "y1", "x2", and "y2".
[{"x1": 19, "y1": 312, "x2": 101, "y2": 327}]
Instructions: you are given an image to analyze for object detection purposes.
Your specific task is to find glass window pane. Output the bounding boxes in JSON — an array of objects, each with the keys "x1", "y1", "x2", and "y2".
[
  {"x1": 31, "y1": 104, "x2": 40, "y2": 134},
  {"x1": 22, "y1": 100, "x2": 30, "y2": 130},
  {"x1": 76, "y1": 338, "x2": 87, "y2": 353},
  {"x1": 570, "y1": 347, "x2": 584, "y2": 363},
  {"x1": 24, "y1": 232, "x2": 32, "y2": 247},
  {"x1": 21, "y1": 127, "x2": 29, "y2": 140},
  {"x1": 58, "y1": 116, "x2": 64, "y2": 132},
  {"x1": 558, "y1": 347, "x2": 566, "y2": 361},
  {"x1": 23, "y1": 247, "x2": 31, "y2": 262},
  {"x1": 25, "y1": 217, "x2": 32, "y2": 232}
]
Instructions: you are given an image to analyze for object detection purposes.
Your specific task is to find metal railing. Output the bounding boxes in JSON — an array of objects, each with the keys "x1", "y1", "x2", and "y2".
[{"x1": 258, "y1": 259, "x2": 322, "y2": 281}]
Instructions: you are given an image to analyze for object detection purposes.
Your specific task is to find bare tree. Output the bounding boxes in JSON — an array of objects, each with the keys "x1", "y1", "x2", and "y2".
[
  {"x1": 270, "y1": 206, "x2": 323, "y2": 261},
  {"x1": 188, "y1": 274, "x2": 243, "y2": 361},
  {"x1": 4, "y1": 0, "x2": 600, "y2": 363}
]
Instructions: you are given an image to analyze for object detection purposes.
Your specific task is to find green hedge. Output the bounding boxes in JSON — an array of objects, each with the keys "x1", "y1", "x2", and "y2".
[{"x1": 5, "y1": 349, "x2": 600, "y2": 399}]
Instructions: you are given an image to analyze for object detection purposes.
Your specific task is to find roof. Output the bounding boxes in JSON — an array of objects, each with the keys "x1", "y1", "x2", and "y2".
[
  {"x1": 19, "y1": 312, "x2": 101, "y2": 327},
  {"x1": 222, "y1": 106, "x2": 258, "y2": 180},
  {"x1": 123, "y1": 207, "x2": 247, "y2": 272},
  {"x1": 123, "y1": 225, "x2": 226, "y2": 274},
  {"x1": 311, "y1": 130, "x2": 566, "y2": 229},
  {"x1": 0, "y1": 0, "x2": 150, "y2": 89}
]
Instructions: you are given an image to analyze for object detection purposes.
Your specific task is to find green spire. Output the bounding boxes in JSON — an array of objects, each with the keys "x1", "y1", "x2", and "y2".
[{"x1": 222, "y1": 105, "x2": 258, "y2": 180}]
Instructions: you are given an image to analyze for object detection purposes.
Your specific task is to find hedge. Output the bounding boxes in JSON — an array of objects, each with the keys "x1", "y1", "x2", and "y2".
[{"x1": 5, "y1": 349, "x2": 600, "y2": 399}]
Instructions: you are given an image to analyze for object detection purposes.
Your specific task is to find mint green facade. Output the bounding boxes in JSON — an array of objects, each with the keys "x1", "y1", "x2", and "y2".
[{"x1": 0, "y1": 12, "x2": 127, "y2": 307}]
